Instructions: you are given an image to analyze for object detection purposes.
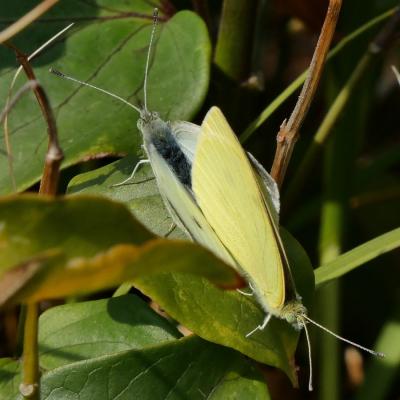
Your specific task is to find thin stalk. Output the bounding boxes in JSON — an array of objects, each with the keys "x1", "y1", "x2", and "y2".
[
  {"x1": 20, "y1": 303, "x2": 39, "y2": 400},
  {"x1": 318, "y1": 280, "x2": 340, "y2": 400},
  {"x1": 8, "y1": 47, "x2": 64, "y2": 195},
  {"x1": 270, "y1": 0, "x2": 342, "y2": 187},
  {"x1": 318, "y1": 140, "x2": 344, "y2": 400},
  {"x1": 0, "y1": 0, "x2": 58, "y2": 44}
]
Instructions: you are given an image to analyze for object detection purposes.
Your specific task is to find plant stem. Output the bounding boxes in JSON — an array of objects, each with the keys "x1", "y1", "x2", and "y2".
[
  {"x1": 318, "y1": 137, "x2": 344, "y2": 400},
  {"x1": 270, "y1": 0, "x2": 342, "y2": 187},
  {"x1": 20, "y1": 303, "x2": 39, "y2": 400},
  {"x1": 0, "y1": 0, "x2": 58, "y2": 44},
  {"x1": 214, "y1": 0, "x2": 258, "y2": 82}
]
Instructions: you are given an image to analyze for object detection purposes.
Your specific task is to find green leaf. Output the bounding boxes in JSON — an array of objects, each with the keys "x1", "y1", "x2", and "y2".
[
  {"x1": 0, "y1": 310, "x2": 270, "y2": 399},
  {"x1": 0, "y1": 358, "x2": 21, "y2": 400},
  {"x1": 39, "y1": 294, "x2": 181, "y2": 370},
  {"x1": 315, "y1": 227, "x2": 400, "y2": 287},
  {"x1": 40, "y1": 336, "x2": 270, "y2": 400},
  {"x1": 68, "y1": 156, "x2": 185, "y2": 239},
  {"x1": 0, "y1": 194, "x2": 152, "y2": 272},
  {"x1": 0, "y1": 3, "x2": 211, "y2": 194},
  {"x1": 0, "y1": 195, "x2": 241, "y2": 304},
  {"x1": 134, "y1": 229, "x2": 315, "y2": 384}
]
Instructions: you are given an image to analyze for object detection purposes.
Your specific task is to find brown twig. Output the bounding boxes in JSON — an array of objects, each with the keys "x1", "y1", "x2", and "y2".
[
  {"x1": 8, "y1": 46, "x2": 64, "y2": 195},
  {"x1": 3, "y1": 23, "x2": 73, "y2": 192},
  {"x1": 0, "y1": 81, "x2": 40, "y2": 124},
  {"x1": 270, "y1": 0, "x2": 342, "y2": 187},
  {"x1": 1, "y1": 79, "x2": 42, "y2": 190},
  {"x1": 0, "y1": 0, "x2": 59, "y2": 44}
]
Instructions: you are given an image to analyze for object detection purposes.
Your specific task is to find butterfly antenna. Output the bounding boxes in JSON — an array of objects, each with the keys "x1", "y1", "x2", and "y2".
[
  {"x1": 300, "y1": 318, "x2": 313, "y2": 391},
  {"x1": 49, "y1": 68, "x2": 141, "y2": 114},
  {"x1": 302, "y1": 314, "x2": 385, "y2": 357},
  {"x1": 143, "y1": 8, "x2": 159, "y2": 113}
]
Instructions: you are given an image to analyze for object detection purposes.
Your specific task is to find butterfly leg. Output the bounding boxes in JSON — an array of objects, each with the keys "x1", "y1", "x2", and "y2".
[
  {"x1": 112, "y1": 159, "x2": 151, "y2": 187},
  {"x1": 237, "y1": 282, "x2": 255, "y2": 296},
  {"x1": 237, "y1": 288, "x2": 253, "y2": 296},
  {"x1": 246, "y1": 313, "x2": 272, "y2": 338}
]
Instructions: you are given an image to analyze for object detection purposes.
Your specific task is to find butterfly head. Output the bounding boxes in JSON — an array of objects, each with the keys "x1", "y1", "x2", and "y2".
[
  {"x1": 137, "y1": 110, "x2": 162, "y2": 131},
  {"x1": 281, "y1": 299, "x2": 307, "y2": 330}
]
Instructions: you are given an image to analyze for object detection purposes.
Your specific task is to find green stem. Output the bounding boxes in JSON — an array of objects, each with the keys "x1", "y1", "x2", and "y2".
[
  {"x1": 318, "y1": 140, "x2": 344, "y2": 400},
  {"x1": 214, "y1": 0, "x2": 258, "y2": 82},
  {"x1": 20, "y1": 302, "x2": 40, "y2": 400},
  {"x1": 318, "y1": 280, "x2": 340, "y2": 400}
]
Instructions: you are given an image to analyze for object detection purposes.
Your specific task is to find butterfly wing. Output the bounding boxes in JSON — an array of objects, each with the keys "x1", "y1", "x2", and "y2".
[
  {"x1": 248, "y1": 152, "x2": 280, "y2": 222},
  {"x1": 145, "y1": 138, "x2": 236, "y2": 268},
  {"x1": 171, "y1": 120, "x2": 201, "y2": 163},
  {"x1": 171, "y1": 119, "x2": 281, "y2": 223},
  {"x1": 192, "y1": 107, "x2": 286, "y2": 314}
]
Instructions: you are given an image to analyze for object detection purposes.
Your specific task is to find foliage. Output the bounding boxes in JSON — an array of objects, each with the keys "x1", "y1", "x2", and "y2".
[{"x1": 0, "y1": 1, "x2": 399, "y2": 399}]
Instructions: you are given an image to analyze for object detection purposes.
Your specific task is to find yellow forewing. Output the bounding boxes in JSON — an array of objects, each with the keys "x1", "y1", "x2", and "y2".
[
  {"x1": 147, "y1": 140, "x2": 236, "y2": 268},
  {"x1": 192, "y1": 107, "x2": 285, "y2": 313}
]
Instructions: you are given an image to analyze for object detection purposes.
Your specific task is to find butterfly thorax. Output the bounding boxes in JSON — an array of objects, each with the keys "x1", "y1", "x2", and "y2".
[
  {"x1": 280, "y1": 299, "x2": 307, "y2": 330},
  {"x1": 138, "y1": 111, "x2": 192, "y2": 186}
]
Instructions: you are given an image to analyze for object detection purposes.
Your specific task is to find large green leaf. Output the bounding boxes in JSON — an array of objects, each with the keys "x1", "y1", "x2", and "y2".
[
  {"x1": 0, "y1": 194, "x2": 152, "y2": 272},
  {"x1": 1, "y1": 338, "x2": 271, "y2": 400},
  {"x1": 0, "y1": 2, "x2": 211, "y2": 194},
  {"x1": 0, "y1": 195, "x2": 240, "y2": 304},
  {"x1": 0, "y1": 301, "x2": 270, "y2": 399},
  {"x1": 39, "y1": 294, "x2": 181, "y2": 370},
  {"x1": 40, "y1": 336, "x2": 270, "y2": 400},
  {"x1": 0, "y1": 293, "x2": 181, "y2": 398}
]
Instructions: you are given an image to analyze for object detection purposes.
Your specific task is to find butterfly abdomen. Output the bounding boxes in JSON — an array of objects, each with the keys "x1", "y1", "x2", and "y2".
[{"x1": 142, "y1": 117, "x2": 192, "y2": 186}]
